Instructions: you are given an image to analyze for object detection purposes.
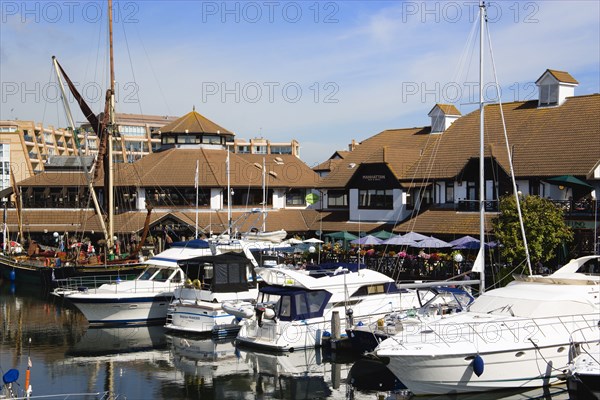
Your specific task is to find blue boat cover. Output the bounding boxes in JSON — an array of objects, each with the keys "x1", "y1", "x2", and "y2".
[{"x1": 170, "y1": 239, "x2": 210, "y2": 249}]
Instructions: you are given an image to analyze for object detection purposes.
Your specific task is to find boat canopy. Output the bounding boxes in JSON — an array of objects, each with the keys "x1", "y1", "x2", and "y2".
[
  {"x1": 259, "y1": 285, "x2": 332, "y2": 321},
  {"x1": 178, "y1": 252, "x2": 255, "y2": 292}
]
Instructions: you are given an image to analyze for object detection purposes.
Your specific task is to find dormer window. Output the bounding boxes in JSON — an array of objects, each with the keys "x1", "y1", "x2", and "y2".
[
  {"x1": 535, "y1": 69, "x2": 578, "y2": 108},
  {"x1": 428, "y1": 104, "x2": 461, "y2": 133}
]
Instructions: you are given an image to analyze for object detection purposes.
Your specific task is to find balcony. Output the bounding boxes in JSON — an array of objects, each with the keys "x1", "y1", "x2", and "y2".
[{"x1": 23, "y1": 135, "x2": 35, "y2": 143}]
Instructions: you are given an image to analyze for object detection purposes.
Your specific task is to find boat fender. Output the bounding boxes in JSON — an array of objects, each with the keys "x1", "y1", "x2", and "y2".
[
  {"x1": 2, "y1": 369, "x2": 19, "y2": 384},
  {"x1": 472, "y1": 355, "x2": 484, "y2": 377},
  {"x1": 323, "y1": 331, "x2": 331, "y2": 337},
  {"x1": 9, "y1": 270, "x2": 16, "y2": 281}
]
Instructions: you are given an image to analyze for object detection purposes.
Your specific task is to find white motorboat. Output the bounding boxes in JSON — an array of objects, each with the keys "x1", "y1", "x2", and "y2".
[
  {"x1": 57, "y1": 261, "x2": 186, "y2": 325},
  {"x1": 567, "y1": 323, "x2": 600, "y2": 399},
  {"x1": 347, "y1": 286, "x2": 474, "y2": 354},
  {"x1": 375, "y1": 255, "x2": 600, "y2": 395},
  {"x1": 234, "y1": 263, "x2": 419, "y2": 351},
  {"x1": 164, "y1": 251, "x2": 260, "y2": 336}
]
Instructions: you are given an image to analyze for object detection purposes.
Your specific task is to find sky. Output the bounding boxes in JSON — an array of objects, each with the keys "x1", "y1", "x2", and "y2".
[{"x1": 1, "y1": 1, "x2": 599, "y2": 167}]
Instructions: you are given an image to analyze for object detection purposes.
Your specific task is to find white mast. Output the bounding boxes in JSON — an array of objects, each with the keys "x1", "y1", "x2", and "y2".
[
  {"x1": 195, "y1": 159, "x2": 199, "y2": 239},
  {"x1": 477, "y1": 1, "x2": 486, "y2": 294},
  {"x1": 262, "y1": 157, "x2": 266, "y2": 233},
  {"x1": 226, "y1": 148, "x2": 232, "y2": 235}
]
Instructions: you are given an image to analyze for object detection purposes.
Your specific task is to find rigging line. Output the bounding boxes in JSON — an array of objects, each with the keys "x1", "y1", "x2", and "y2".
[
  {"x1": 485, "y1": 18, "x2": 532, "y2": 275},
  {"x1": 119, "y1": 14, "x2": 144, "y2": 116},
  {"x1": 133, "y1": 23, "x2": 172, "y2": 116}
]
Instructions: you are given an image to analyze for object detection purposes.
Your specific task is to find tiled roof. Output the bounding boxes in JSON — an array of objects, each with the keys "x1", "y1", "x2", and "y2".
[
  {"x1": 429, "y1": 104, "x2": 461, "y2": 116},
  {"x1": 159, "y1": 109, "x2": 233, "y2": 135},
  {"x1": 537, "y1": 69, "x2": 579, "y2": 85},
  {"x1": 393, "y1": 209, "x2": 497, "y2": 236},
  {"x1": 6, "y1": 209, "x2": 385, "y2": 235},
  {"x1": 318, "y1": 127, "x2": 435, "y2": 188},
  {"x1": 17, "y1": 149, "x2": 319, "y2": 189},
  {"x1": 320, "y1": 94, "x2": 600, "y2": 187}
]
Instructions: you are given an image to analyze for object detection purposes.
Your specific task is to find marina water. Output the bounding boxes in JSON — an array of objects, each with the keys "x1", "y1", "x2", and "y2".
[{"x1": 1, "y1": 280, "x2": 569, "y2": 400}]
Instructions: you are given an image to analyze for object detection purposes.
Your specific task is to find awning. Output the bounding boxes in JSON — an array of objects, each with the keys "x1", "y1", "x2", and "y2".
[
  {"x1": 545, "y1": 175, "x2": 593, "y2": 189},
  {"x1": 0, "y1": 187, "x2": 13, "y2": 199}
]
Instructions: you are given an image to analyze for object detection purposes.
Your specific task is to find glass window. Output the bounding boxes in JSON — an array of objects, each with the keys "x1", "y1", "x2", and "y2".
[
  {"x1": 446, "y1": 184, "x2": 454, "y2": 203},
  {"x1": 327, "y1": 190, "x2": 347, "y2": 207},
  {"x1": 359, "y1": 189, "x2": 393, "y2": 209},
  {"x1": 286, "y1": 189, "x2": 306, "y2": 206}
]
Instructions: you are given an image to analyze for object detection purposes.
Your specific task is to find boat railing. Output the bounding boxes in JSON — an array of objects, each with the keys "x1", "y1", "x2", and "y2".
[
  {"x1": 400, "y1": 313, "x2": 600, "y2": 348},
  {"x1": 53, "y1": 274, "x2": 181, "y2": 294}
]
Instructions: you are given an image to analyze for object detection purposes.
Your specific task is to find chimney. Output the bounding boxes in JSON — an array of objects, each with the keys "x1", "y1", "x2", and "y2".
[
  {"x1": 535, "y1": 69, "x2": 578, "y2": 107},
  {"x1": 428, "y1": 104, "x2": 461, "y2": 133},
  {"x1": 348, "y1": 139, "x2": 358, "y2": 151}
]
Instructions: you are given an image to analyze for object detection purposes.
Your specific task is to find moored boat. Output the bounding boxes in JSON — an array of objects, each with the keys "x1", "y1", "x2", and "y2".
[
  {"x1": 347, "y1": 286, "x2": 474, "y2": 354},
  {"x1": 375, "y1": 255, "x2": 600, "y2": 395},
  {"x1": 164, "y1": 251, "x2": 259, "y2": 336},
  {"x1": 55, "y1": 261, "x2": 186, "y2": 325},
  {"x1": 235, "y1": 263, "x2": 419, "y2": 352}
]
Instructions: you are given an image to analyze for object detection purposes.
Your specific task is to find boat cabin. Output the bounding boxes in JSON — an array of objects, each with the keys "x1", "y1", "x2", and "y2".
[{"x1": 177, "y1": 252, "x2": 257, "y2": 293}]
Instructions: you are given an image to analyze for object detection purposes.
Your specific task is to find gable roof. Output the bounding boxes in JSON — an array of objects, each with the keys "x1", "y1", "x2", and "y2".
[
  {"x1": 536, "y1": 69, "x2": 579, "y2": 85},
  {"x1": 319, "y1": 94, "x2": 599, "y2": 188},
  {"x1": 428, "y1": 104, "x2": 461, "y2": 116},
  {"x1": 159, "y1": 109, "x2": 233, "y2": 136},
  {"x1": 17, "y1": 149, "x2": 319, "y2": 189}
]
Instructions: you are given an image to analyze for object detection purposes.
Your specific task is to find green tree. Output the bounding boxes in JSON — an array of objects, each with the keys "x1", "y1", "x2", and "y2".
[{"x1": 492, "y1": 195, "x2": 573, "y2": 269}]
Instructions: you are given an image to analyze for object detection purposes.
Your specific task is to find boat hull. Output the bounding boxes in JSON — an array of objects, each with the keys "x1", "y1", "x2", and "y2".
[
  {"x1": 381, "y1": 343, "x2": 574, "y2": 395},
  {"x1": 165, "y1": 301, "x2": 242, "y2": 336},
  {"x1": 67, "y1": 294, "x2": 173, "y2": 325}
]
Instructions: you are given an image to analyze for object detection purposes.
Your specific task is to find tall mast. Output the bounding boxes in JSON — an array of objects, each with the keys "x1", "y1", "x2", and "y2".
[
  {"x1": 226, "y1": 148, "x2": 232, "y2": 235},
  {"x1": 262, "y1": 157, "x2": 266, "y2": 232},
  {"x1": 107, "y1": 0, "x2": 115, "y2": 250},
  {"x1": 478, "y1": 1, "x2": 486, "y2": 294}
]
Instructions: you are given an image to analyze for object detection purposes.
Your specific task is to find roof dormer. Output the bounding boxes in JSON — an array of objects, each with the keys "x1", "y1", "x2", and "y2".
[
  {"x1": 535, "y1": 69, "x2": 578, "y2": 107},
  {"x1": 428, "y1": 104, "x2": 461, "y2": 133}
]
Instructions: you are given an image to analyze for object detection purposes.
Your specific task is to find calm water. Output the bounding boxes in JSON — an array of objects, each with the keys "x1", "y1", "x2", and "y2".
[{"x1": 0, "y1": 280, "x2": 571, "y2": 400}]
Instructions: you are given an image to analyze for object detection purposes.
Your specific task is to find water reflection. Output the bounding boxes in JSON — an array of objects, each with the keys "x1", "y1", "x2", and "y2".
[{"x1": 0, "y1": 279, "x2": 571, "y2": 400}]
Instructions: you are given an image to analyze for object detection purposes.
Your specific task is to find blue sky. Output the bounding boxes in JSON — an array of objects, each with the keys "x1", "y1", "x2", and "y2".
[{"x1": 1, "y1": 1, "x2": 599, "y2": 166}]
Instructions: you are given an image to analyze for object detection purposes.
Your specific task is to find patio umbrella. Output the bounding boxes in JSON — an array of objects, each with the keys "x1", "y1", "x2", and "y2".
[
  {"x1": 351, "y1": 235, "x2": 383, "y2": 245},
  {"x1": 303, "y1": 238, "x2": 324, "y2": 244},
  {"x1": 452, "y1": 238, "x2": 498, "y2": 250},
  {"x1": 449, "y1": 235, "x2": 478, "y2": 247},
  {"x1": 545, "y1": 175, "x2": 593, "y2": 189},
  {"x1": 371, "y1": 230, "x2": 394, "y2": 239},
  {"x1": 411, "y1": 236, "x2": 452, "y2": 249},
  {"x1": 400, "y1": 231, "x2": 429, "y2": 241},
  {"x1": 382, "y1": 235, "x2": 419, "y2": 246},
  {"x1": 325, "y1": 231, "x2": 359, "y2": 241}
]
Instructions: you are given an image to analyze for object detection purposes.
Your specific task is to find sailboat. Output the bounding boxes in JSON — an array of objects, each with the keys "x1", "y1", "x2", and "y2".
[
  {"x1": 374, "y1": 2, "x2": 600, "y2": 395},
  {"x1": 0, "y1": 0, "x2": 148, "y2": 286}
]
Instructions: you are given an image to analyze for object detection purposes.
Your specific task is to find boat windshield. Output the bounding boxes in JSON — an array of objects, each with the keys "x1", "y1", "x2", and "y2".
[{"x1": 137, "y1": 267, "x2": 160, "y2": 280}]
